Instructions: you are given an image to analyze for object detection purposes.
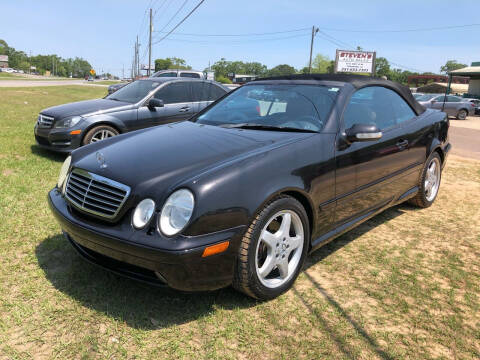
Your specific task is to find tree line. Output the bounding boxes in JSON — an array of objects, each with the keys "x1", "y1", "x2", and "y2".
[
  {"x1": 155, "y1": 54, "x2": 468, "y2": 85},
  {"x1": 0, "y1": 40, "x2": 93, "y2": 78}
]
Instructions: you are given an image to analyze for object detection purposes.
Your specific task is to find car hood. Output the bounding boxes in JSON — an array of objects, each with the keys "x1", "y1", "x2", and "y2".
[
  {"x1": 41, "y1": 99, "x2": 131, "y2": 119},
  {"x1": 72, "y1": 121, "x2": 313, "y2": 197}
]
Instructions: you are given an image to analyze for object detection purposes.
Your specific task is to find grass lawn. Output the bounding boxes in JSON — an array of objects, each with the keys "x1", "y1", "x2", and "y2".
[
  {"x1": 0, "y1": 73, "x2": 28, "y2": 79},
  {"x1": 93, "y1": 80, "x2": 124, "y2": 85},
  {"x1": 0, "y1": 86, "x2": 479, "y2": 359}
]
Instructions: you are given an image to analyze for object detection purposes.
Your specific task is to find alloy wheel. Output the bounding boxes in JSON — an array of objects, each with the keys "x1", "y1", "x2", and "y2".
[
  {"x1": 255, "y1": 210, "x2": 304, "y2": 289},
  {"x1": 424, "y1": 157, "x2": 440, "y2": 202},
  {"x1": 90, "y1": 129, "x2": 116, "y2": 143}
]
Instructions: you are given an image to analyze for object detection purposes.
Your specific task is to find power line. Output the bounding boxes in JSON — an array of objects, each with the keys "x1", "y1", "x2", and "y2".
[
  {"x1": 155, "y1": 0, "x2": 190, "y2": 34},
  {"x1": 152, "y1": 27, "x2": 310, "y2": 37},
  {"x1": 318, "y1": 23, "x2": 480, "y2": 33},
  {"x1": 152, "y1": 0, "x2": 206, "y2": 45},
  {"x1": 159, "y1": 32, "x2": 310, "y2": 44}
]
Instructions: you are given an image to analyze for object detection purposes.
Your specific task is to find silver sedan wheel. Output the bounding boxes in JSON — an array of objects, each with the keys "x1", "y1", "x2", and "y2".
[
  {"x1": 425, "y1": 157, "x2": 440, "y2": 202},
  {"x1": 457, "y1": 109, "x2": 467, "y2": 120},
  {"x1": 90, "y1": 129, "x2": 116, "y2": 143},
  {"x1": 255, "y1": 210, "x2": 304, "y2": 289}
]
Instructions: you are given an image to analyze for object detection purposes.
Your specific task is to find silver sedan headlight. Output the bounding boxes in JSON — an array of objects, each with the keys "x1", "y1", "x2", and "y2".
[
  {"x1": 57, "y1": 156, "x2": 71, "y2": 189},
  {"x1": 54, "y1": 116, "x2": 83, "y2": 128},
  {"x1": 159, "y1": 189, "x2": 194, "y2": 236},
  {"x1": 132, "y1": 199, "x2": 156, "y2": 229}
]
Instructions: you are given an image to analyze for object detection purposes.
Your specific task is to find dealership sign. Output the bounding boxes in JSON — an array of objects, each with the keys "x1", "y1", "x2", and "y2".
[
  {"x1": 0, "y1": 55, "x2": 8, "y2": 62},
  {"x1": 335, "y1": 50, "x2": 376, "y2": 74}
]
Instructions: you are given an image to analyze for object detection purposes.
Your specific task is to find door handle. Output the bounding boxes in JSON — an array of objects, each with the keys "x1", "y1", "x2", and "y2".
[
  {"x1": 179, "y1": 106, "x2": 190, "y2": 112},
  {"x1": 396, "y1": 139, "x2": 409, "y2": 149}
]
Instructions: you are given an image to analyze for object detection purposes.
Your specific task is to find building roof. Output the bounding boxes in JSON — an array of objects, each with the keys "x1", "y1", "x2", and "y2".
[
  {"x1": 417, "y1": 82, "x2": 469, "y2": 94},
  {"x1": 449, "y1": 66, "x2": 480, "y2": 76}
]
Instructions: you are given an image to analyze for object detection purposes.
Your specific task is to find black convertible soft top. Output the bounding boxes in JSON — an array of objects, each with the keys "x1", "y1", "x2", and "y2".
[{"x1": 255, "y1": 74, "x2": 426, "y2": 115}]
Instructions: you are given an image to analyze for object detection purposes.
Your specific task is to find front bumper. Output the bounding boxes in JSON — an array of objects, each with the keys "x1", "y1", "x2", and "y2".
[
  {"x1": 34, "y1": 124, "x2": 83, "y2": 153},
  {"x1": 48, "y1": 189, "x2": 246, "y2": 291}
]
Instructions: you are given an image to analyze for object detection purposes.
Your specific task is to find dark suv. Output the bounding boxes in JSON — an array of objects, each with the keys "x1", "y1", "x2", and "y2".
[{"x1": 34, "y1": 78, "x2": 228, "y2": 152}]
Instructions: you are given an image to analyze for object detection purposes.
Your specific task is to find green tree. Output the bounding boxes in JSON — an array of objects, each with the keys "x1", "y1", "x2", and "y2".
[
  {"x1": 154, "y1": 57, "x2": 191, "y2": 71},
  {"x1": 155, "y1": 58, "x2": 172, "y2": 71},
  {"x1": 267, "y1": 64, "x2": 296, "y2": 77},
  {"x1": 375, "y1": 57, "x2": 390, "y2": 77},
  {"x1": 440, "y1": 60, "x2": 467, "y2": 74},
  {"x1": 311, "y1": 54, "x2": 332, "y2": 73}
]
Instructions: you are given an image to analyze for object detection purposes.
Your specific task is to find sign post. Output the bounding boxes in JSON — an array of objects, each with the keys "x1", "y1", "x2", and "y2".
[{"x1": 334, "y1": 50, "x2": 376, "y2": 75}]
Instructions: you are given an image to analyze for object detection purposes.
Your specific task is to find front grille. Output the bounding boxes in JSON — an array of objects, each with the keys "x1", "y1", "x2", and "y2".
[
  {"x1": 65, "y1": 168, "x2": 130, "y2": 219},
  {"x1": 37, "y1": 114, "x2": 54, "y2": 128}
]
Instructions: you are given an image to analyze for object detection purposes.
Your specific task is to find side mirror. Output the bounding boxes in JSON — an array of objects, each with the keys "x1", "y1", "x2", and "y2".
[
  {"x1": 345, "y1": 124, "x2": 382, "y2": 143},
  {"x1": 148, "y1": 98, "x2": 164, "y2": 110}
]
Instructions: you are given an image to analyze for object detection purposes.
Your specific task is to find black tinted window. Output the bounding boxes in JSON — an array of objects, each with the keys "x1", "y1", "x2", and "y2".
[
  {"x1": 154, "y1": 82, "x2": 190, "y2": 104},
  {"x1": 191, "y1": 82, "x2": 226, "y2": 102},
  {"x1": 180, "y1": 72, "x2": 201, "y2": 78},
  {"x1": 447, "y1": 96, "x2": 461, "y2": 102},
  {"x1": 344, "y1": 86, "x2": 415, "y2": 130}
]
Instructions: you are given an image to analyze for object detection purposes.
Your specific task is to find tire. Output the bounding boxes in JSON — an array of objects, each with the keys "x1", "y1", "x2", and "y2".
[
  {"x1": 409, "y1": 152, "x2": 442, "y2": 208},
  {"x1": 82, "y1": 125, "x2": 119, "y2": 146},
  {"x1": 456, "y1": 109, "x2": 468, "y2": 120},
  {"x1": 233, "y1": 195, "x2": 310, "y2": 300}
]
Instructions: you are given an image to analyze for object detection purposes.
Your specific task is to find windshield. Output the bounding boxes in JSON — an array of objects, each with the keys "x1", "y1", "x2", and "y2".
[
  {"x1": 106, "y1": 80, "x2": 161, "y2": 103},
  {"x1": 195, "y1": 84, "x2": 339, "y2": 132},
  {"x1": 416, "y1": 94, "x2": 437, "y2": 101}
]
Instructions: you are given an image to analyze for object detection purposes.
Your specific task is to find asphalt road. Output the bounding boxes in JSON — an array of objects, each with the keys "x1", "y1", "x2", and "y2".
[
  {"x1": 449, "y1": 123, "x2": 480, "y2": 160},
  {"x1": 0, "y1": 80, "x2": 106, "y2": 87}
]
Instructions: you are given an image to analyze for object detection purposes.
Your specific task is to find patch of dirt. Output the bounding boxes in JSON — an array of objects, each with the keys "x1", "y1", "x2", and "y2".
[{"x1": 2, "y1": 169, "x2": 14, "y2": 176}]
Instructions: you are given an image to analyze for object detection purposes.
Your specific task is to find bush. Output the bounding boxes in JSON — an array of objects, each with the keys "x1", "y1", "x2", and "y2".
[{"x1": 216, "y1": 75, "x2": 232, "y2": 84}]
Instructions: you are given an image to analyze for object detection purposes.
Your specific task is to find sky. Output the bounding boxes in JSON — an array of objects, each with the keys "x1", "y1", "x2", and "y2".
[{"x1": 1, "y1": 0, "x2": 479, "y2": 77}]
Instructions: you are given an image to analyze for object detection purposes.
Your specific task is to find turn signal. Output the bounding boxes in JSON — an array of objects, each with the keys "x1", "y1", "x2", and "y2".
[
  {"x1": 70, "y1": 130, "x2": 81, "y2": 135},
  {"x1": 202, "y1": 241, "x2": 229, "y2": 257}
]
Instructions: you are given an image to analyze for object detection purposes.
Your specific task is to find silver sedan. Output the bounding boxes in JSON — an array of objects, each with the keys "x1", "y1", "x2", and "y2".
[{"x1": 417, "y1": 94, "x2": 475, "y2": 120}]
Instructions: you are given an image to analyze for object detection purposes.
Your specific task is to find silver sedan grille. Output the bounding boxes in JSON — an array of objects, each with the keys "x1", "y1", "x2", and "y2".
[
  {"x1": 65, "y1": 168, "x2": 130, "y2": 219},
  {"x1": 37, "y1": 114, "x2": 54, "y2": 128}
]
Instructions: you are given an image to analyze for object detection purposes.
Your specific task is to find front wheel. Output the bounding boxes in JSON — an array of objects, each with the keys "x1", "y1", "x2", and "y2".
[
  {"x1": 409, "y1": 152, "x2": 442, "y2": 208},
  {"x1": 82, "y1": 125, "x2": 119, "y2": 146},
  {"x1": 233, "y1": 196, "x2": 309, "y2": 300}
]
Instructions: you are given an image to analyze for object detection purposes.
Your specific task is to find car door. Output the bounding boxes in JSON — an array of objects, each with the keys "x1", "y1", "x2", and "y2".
[
  {"x1": 335, "y1": 86, "x2": 421, "y2": 225},
  {"x1": 137, "y1": 81, "x2": 193, "y2": 126}
]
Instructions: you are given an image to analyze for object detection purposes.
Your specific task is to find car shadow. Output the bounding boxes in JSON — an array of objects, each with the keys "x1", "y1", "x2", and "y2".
[
  {"x1": 36, "y1": 203, "x2": 411, "y2": 331},
  {"x1": 30, "y1": 144, "x2": 66, "y2": 163},
  {"x1": 35, "y1": 234, "x2": 256, "y2": 330},
  {"x1": 305, "y1": 203, "x2": 410, "y2": 269}
]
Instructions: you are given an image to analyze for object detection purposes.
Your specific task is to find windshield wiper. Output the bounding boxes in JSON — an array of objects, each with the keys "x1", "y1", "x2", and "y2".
[{"x1": 219, "y1": 123, "x2": 318, "y2": 133}]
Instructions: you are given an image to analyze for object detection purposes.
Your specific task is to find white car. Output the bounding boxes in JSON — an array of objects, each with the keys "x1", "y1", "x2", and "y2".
[{"x1": 1, "y1": 68, "x2": 15, "y2": 73}]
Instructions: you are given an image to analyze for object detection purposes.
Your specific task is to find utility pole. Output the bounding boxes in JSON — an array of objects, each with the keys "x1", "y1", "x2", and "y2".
[
  {"x1": 137, "y1": 35, "x2": 140, "y2": 77},
  {"x1": 148, "y1": 8, "x2": 153, "y2": 76},
  {"x1": 308, "y1": 26, "x2": 319, "y2": 74},
  {"x1": 122, "y1": 64, "x2": 125, "y2": 80}
]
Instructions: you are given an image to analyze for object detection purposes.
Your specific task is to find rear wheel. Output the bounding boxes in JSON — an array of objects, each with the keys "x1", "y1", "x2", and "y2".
[
  {"x1": 233, "y1": 196, "x2": 309, "y2": 300},
  {"x1": 82, "y1": 125, "x2": 119, "y2": 145},
  {"x1": 409, "y1": 152, "x2": 442, "y2": 208},
  {"x1": 456, "y1": 109, "x2": 468, "y2": 120}
]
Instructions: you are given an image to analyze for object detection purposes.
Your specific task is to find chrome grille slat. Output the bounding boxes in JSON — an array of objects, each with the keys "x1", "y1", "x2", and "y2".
[
  {"x1": 89, "y1": 181, "x2": 126, "y2": 198},
  {"x1": 37, "y1": 114, "x2": 54, "y2": 128},
  {"x1": 65, "y1": 169, "x2": 130, "y2": 219}
]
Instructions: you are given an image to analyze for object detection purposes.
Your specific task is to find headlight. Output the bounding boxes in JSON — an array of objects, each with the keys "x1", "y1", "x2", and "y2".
[
  {"x1": 159, "y1": 189, "x2": 194, "y2": 236},
  {"x1": 132, "y1": 199, "x2": 156, "y2": 229},
  {"x1": 57, "y1": 156, "x2": 71, "y2": 189},
  {"x1": 54, "y1": 116, "x2": 83, "y2": 128}
]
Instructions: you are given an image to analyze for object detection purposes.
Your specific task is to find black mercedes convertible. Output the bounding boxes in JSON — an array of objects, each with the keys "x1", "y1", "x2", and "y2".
[{"x1": 48, "y1": 74, "x2": 450, "y2": 300}]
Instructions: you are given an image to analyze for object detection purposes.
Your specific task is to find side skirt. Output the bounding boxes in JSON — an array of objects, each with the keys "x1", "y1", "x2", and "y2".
[{"x1": 309, "y1": 186, "x2": 419, "y2": 253}]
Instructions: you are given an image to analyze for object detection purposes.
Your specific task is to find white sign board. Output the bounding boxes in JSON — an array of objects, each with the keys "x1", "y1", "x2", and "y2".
[
  {"x1": 142, "y1": 64, "x2": 155, "y2": 70},
  {"x1": 335, "y1": 50, "x2": 376, "y2": 74},
  {"x1": 0, "y1": 55, "x2": 8, "y2": 62}
]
